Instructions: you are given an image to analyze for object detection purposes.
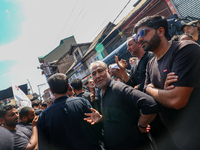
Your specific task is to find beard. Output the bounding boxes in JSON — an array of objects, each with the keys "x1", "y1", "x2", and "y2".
[
  {"x1": 5, "y1": 118, "x2": 18, "y2": 127},
  {"x1": 27, "y1": 117, "x2": 34, "y2": 124},
  {"x1": 95, "y1": 73, "x2": 111, "y2": 89},
  {"x1": 141, "y1": 31, "x2": 161, "y2": 52}
]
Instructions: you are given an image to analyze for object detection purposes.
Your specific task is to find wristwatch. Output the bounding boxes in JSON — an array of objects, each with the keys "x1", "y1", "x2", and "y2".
[
  {"x1": 143, "y1": 85, "x2": 151, "y2": 93},
  {"x1": 137, "y1": 122, "x2": 147, "y2": 129}
]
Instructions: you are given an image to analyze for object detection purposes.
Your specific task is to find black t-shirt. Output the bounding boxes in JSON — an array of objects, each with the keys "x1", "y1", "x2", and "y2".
[
  {"x1": 0, "y1": 127, "x2": 13, "y2": 150},
  {"x1": 34, "y1": 108, "x2": 43, "y2": 115},
  {"x1": 145, "y1": 40, "x2": 200, "y2": 149}
]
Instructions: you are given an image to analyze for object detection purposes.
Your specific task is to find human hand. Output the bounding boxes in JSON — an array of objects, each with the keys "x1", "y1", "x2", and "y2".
[
  {"x1": 134, "y1": 85, "x2": 139, "y2": 90},
  {"x1": 164, "y1": 72, "x2": 178, "y2": 90},
  {"x1": 84, "y1": 108, "x2": 102, "y2": 125},
  {"x1": 138, "y1": 124, "x2": 151, "y2": 133},
  {"x1": 32, "y1": 116, "x2": 39, "y2": 127},
  {"x1": 115, "y1": 55, "x2": 126, "y2": 71},
  {"x1": 147, "y1": 83, "x2": 155, "y2": 88},
  {"x1": 90, "y1": 91, "x2": 96, "y2": 102}
]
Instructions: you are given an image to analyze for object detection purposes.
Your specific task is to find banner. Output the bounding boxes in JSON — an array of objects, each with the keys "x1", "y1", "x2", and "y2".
[{"x1": 12, "y1": 85, "x2": 32, "y2": 108}]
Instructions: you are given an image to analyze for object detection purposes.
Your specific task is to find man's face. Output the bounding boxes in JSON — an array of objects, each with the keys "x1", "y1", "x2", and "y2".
[
  {"x1": 110, "y1": 68, "x2": 120, "y2": 78},
  {"x1": 4, "y1": 108, "x2": 19, "y2": 127},
  {"x1": 127, "y1": 38, "x2": 139, "y2": 56},
  {"x1": 183, "y1": 25, "x2": 197, "y2": 35},
  {"x1": 87, "y1": 79, "x2": 95, "y2": 89},
  {"x1": 137, "y1": 26, "x2": 161, "y2": 52},
  {"x1": 27, "y1": 109, "x2": 35, "y2": 123},
  {"x1": 91, "y1": 63, "x2": 110, "y2": 90},
  {"x1": 129, "y1": 57, "x2": 137, "y2": 66}
]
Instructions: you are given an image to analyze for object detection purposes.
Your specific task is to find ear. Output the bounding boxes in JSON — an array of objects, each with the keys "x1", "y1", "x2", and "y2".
[
  {"x1": 157, "y1": 27, "x2": 165, "y2": 37},
  {"x1": 22, "y1": 116, "x2": 27, "y2": 121},
  {"x1": 108, "y1": 68, "x2": 111, "y2": 74},
  {"x1": 50, "y1": 88, "x2": 55, "y2": 95},
  {"x1": 67, "y1": 83, "x2": 70, "y2": 91},
  {"x1": 0, "y1": 118, "x2": 5, "y2": 124}
]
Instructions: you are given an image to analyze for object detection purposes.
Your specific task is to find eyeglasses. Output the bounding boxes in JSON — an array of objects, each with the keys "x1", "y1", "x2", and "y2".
[{"x1": 134, "y1": 27, "x2": 157, "y2": 42}]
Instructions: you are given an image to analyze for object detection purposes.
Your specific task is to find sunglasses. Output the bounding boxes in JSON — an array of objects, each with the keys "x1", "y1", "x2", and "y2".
[{"x1": 134, "y1": 27, "x2": 157, "y2": 42}]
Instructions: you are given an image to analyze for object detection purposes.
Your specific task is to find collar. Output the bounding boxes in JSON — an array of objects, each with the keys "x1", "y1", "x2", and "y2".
[
  {"x1": 53, "y1": 95, "x2": 69, "y2": 104},
  {"x1": 18, "y1": 122, "x2": 31, "y2": 126},
  {"x1": 101, "y1": 79, "x2": 114, "y2": 96}
]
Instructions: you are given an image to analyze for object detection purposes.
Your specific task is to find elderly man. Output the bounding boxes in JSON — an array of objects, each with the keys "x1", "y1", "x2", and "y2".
[
  {"x1": 84, "y1": 60, "x2": 159, "y2": 150},
  {"x1": 180, "y1": 20, "x2": 200, "y2": 44},
  {"x1": 134, "y1": 15, "x2": 200, "y2": 150}
]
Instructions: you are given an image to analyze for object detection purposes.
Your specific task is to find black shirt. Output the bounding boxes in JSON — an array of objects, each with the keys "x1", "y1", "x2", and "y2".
[
  {"x1": 100, "y1": 79, "x2": 159, "y2": 149},
  {"x1": 34, "y1": 108, "x2": 43, "y2": 116},
  {"x1": 37, "y1": 96, "x2": 102, "y2": 150},
  {"x1": 77, "y1": 91, "x2": 100, "y2": 112},
  {"x1": 126, "y1": 51, "x2": 154, "y2": 91},
  {"x1": 146, "y1": 40, "x2": 200, "y2": 150}
]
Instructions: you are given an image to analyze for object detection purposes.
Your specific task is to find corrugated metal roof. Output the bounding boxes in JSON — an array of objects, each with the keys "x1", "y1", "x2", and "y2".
[{"x1": 39, "y1": 36, "x2": 77, "y2": 63}]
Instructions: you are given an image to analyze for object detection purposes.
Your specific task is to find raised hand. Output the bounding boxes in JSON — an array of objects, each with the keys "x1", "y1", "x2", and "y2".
[{"x1": 115, "y1": 55, "x2": 126, "y2": 71}]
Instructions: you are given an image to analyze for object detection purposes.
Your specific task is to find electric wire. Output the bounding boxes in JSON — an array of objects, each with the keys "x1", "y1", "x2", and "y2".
[{"x1": 50, "y1": 1, "x2": 78, "y2": 50}]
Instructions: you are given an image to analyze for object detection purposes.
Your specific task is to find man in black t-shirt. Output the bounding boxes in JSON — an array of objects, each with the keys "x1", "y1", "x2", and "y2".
[
  {"x1": 0, "y1": 105, "x2": 38, "y2": 150},
  {"x1": 0, "y1": 127, "x2": 13, "y2": 150},
  {"x1": 134, "y1": 15, "x2": 200, "y2": 150},
  {"x1": 31, "y1": 99, "x2": 43, "y2": 115},
  {"x1": 16, "y1": 106, "x2": 36, "y2": 147},
  {"x1": 115, "y1": 35, "x2": 154, "y2": 91}
]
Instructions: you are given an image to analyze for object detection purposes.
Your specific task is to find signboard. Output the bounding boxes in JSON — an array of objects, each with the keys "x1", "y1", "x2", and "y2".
[
  {"x1": 73, "y1": 62, "x2": 84, "y2": 74},
  {"x1": 165, "y1": 0, "x2": 180, "y2": 17}
]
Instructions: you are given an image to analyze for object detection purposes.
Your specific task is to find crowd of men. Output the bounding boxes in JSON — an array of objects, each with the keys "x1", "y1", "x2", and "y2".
[{"x1": 0, "y1": 15, "x2": 200, "y2": 150}]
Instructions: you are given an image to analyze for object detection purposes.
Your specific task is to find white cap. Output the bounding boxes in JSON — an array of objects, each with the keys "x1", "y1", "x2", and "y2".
[{"x1": 110, "y1": 63, "x2": 120, "y2": 69}]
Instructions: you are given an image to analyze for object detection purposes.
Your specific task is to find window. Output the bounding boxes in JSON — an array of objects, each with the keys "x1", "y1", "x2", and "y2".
[{"x1": 73, "y1": 48, "x2": 82, "y2": 62}]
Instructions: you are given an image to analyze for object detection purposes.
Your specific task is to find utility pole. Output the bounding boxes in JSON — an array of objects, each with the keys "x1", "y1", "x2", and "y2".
[
  {"x1": 37, "y1": 83, "x2": 46, "y2": 101},
  {"x1": 27, "y1": 79, "x2": 33, "y2": 94}
]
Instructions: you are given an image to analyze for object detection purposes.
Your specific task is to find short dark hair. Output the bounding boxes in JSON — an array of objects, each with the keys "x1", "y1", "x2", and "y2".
[
  {"x1": 0, "y1": 105, "x2": 17, "y2": 118},
  {"x1": 134, "y1": 15, "x2": 169, "y2": 39},
  {"x1": 41, "y1": 102, "x2": 47, "y2": 108},
  {"x1": 19, "y1": 107, "x2": 33, "y2": 120},
  {"x1": 48, "y1": 73, "x2": 69, "y2": 94},
  {"x1": 85, "y1": 78, "x2": 93, "y2": 85},
  {"x1": 70, "y1": 78, "x2": 83, "y2": 90},
  {"x1": 32, "y1": 100, "x2": 41, "y2": 108}
]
